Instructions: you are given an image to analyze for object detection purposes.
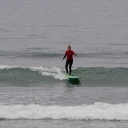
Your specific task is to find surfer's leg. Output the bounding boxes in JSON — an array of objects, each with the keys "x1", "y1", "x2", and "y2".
[
  {"x1": 69, "y1": 60, "x2": 73, "y2": 75},
  {"x1": 65, "y1": 60, "x2": 69, "y2": 74}
]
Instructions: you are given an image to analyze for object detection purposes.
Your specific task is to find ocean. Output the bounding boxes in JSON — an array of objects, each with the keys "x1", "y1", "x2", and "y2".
[{"x1": 0, "y1": 0, "x2": 128, "y2": 127}]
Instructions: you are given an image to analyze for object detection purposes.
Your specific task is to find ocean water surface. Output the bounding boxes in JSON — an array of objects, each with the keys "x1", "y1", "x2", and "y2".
[{"x1": 0, "y1": 0, "x2": 128, "y2": 127}]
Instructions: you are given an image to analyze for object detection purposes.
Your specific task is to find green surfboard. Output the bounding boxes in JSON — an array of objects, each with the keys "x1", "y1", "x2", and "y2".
[{"x1": 66, "y1": 75, "x2": 79, "y2": 80}]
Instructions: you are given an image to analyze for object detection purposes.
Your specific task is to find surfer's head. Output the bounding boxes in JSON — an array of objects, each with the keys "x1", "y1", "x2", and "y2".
[{"x1": 68, "y1": 45, "x2": 71, "y2": 50}]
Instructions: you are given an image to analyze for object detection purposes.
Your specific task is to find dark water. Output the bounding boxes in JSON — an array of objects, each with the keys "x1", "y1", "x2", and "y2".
[{"x1": 1, "y1": 67, "x2": 128, "y2": 87}]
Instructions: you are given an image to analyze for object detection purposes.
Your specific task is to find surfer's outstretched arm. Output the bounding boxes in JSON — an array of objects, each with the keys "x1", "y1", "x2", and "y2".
[
  {"x1": 61, "y1": 54, "x2": 66, "y2": 61},
  {"x1": 74, "y1": 53, "x2": 76, "y2": 56}
]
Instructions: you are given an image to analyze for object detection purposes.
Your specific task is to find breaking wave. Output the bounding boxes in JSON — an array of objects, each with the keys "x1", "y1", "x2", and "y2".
[
  {"x1": 1, "y1": 65, "x2": 128, "y2": 87},
  {"x1": 0, "y1": 102, "x2": 128, "y2": 120}
]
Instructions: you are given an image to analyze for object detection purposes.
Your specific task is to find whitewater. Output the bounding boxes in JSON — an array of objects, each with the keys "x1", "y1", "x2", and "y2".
[{"x1": 0, "y1": 102, "x2": 128, "y2": 121}]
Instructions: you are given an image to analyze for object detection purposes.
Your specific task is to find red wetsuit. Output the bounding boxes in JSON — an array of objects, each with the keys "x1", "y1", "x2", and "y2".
[
  {"x1": 63, "y1": 50, "x2": 76, "y2": 75},
  {"x1": 63, "y1": 50, "x2": 76, "y2": 60}
]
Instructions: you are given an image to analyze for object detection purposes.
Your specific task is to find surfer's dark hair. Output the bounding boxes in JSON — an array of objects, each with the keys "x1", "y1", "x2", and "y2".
[{"x1": 68, "y1": 45, "x2": 71, "y2": 48}]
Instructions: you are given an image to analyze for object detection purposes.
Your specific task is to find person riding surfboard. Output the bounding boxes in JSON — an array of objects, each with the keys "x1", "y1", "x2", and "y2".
[{"x1": 61, "y1": 45, "x2": 76, "y2": 75}]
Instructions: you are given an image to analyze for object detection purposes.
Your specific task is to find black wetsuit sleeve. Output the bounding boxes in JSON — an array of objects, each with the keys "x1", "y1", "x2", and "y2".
[{"x1": 63, "y1": 54, "x2": 66, "y2": 60}]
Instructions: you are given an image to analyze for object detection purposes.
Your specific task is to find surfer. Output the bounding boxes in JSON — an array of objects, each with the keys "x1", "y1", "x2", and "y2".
[{"x1": 61, "y1": 45, "x2": 76, "y2": 75}]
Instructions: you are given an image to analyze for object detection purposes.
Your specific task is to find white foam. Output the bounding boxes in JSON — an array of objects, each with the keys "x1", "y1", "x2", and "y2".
[
  {"x1": 0, "y1": 65, "x2": 18, "y2": 69},
  {"x1": 0, "y1": 102, "x2": 128, "y2": 120},
  {"x1": 0, "y1": 65, "x2": 66, "y2": 80},
  {"x1": 30, "y1": 66, "x2": 66, "y2": 80}
]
